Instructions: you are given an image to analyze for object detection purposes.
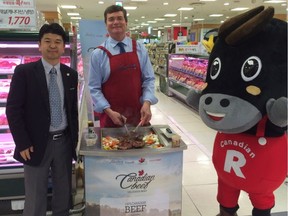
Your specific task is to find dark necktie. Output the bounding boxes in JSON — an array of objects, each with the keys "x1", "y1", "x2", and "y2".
[
  {"x1": 49, "y1": 67, "x2": 63, "y2": 128},
  {"x1": 117, "y1": 42, "x2": 126, "y2": 54}
]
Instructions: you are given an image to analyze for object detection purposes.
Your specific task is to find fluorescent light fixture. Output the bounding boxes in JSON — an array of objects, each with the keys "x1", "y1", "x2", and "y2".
[
  {"x1": 184, "y1": 17, "x2": 188, "y2": 19},
  {"x1": 164, "y1": 14, "x2": 177, "y2": 17},
  {"x1": 131, "y1": 0, "x2": 148, "y2": 1},
  {"x1": 163, "y1": 2, "x2": 168, "y2": 5},
  {"x1": 172, "y1": 23, "x2": 180, "y2": 26},
  {"x1": 67, "y1": 13, "x2": 80, "y2": 16},
  {"x1": 264, "y1": 0, "x2": 286, "y2": 3},
  {"x1": 158, "y1": 27, "x2": 164, "y2": 29},
  {"x1": 224, "y1": 2, "x2": 229, "y2": 6},
  {"x1": 209, "y1": 14, "x2": 223, "y2": 17},
  {"x1": 71, "y1": 17, "x2": 82, "y2": 19},
  {"x1": 193, "y1": 18, "x2": 205, "y2": 21},
  {"x1": 164, "y1": 26, "x2": 171, "y2": 28},
  {"x1": 200, "y1": 0, "x2": 216, "y2": 1},
  {"x1": 231, "y1": 7, "x2": 249, "y2": 11},
  {"x1": 141, "y1": 23, "x2": 149, "y2": 25},
  {"x1": 177, "y1": 7, "x2": 194, "y2": 11},
  {"x1": 60, "y1": 5, "x2": 77, "y2": 9},
  {"x1": 0, "y1": 44, "x2": 70, "y2": 48},
  {"x1": 124, "y1": 6, "x2": 137, "y2": 10},
  {"x1": 141, "y1": 16, "x2": 145, "y2": 18},
  {"x1": 98, "y1": 1, "x2": 104, "y2": 4},
  {"x1": 147, "y1": 21, "x2": 157, "y2": 23},
  {"x1": 171, "y1": 57, "x2": 185, "y2": 60},
  {"x1": 154, "y1": 18, "x2": 165, "y2": 21}
]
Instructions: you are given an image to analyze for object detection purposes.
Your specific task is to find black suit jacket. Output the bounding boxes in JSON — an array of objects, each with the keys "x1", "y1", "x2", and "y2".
[{"x1": 6, "y1": 60, "x2": 79, "y2": 166}]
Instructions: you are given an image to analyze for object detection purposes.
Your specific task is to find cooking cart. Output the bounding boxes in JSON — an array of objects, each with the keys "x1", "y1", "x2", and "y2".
[{"x1": 79, "y1": 125, "x2": 187, "y2": 216}]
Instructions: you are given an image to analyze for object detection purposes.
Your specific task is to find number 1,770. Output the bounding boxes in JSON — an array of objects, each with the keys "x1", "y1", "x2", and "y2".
[{"x1": 8, "y1": 16, "x2": 31, "y2": 25}]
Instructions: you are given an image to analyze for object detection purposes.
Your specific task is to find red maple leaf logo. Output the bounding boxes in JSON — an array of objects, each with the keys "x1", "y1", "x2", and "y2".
[
  {"x1": 139, "y1": 157, "x2": 145, "y2": 163},
  {"x1": 138, "y1": 170, "x2": 144, "y2": 176}
]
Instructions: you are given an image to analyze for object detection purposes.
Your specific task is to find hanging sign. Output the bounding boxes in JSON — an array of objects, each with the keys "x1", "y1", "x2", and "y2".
[{"x1": 0, "y1": 0, "x2": 36, "y2": 29}]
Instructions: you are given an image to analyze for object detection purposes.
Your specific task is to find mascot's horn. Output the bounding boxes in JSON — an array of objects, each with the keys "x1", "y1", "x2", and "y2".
[{"x1": 218, "y1": 6, "x2": 274, "y2": 45}]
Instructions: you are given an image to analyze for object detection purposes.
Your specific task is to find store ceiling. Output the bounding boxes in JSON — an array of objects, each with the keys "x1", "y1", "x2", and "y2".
[{"x1": 36, "y1": 0, "x2": 287, "y2": 32}]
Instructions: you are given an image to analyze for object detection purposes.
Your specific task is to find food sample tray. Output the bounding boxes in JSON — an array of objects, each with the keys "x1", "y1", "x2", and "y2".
[{"x1": 101, "y1": 126, "x2": 168, "y2": 150}]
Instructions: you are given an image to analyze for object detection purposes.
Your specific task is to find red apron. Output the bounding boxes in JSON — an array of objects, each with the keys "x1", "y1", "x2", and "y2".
[
  {"x1": 96, "y1": 40, "x2": 142, "y2": 128},
  {"x1": 213, "y1": 117, "x2": 287, "y2": 209}
]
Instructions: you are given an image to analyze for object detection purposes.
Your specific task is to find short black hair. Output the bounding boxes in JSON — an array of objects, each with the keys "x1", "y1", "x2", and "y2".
[
  {"x1": 39, "y1": 23, "x2": 67, "y2": 43},
  {"x1": 104, "y1": 5, "x2": 127, "y2": 23}
]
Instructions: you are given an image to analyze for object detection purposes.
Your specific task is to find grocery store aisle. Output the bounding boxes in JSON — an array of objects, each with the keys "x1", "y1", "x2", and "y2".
[{"x1": 73, "y1": 77, "x2": 287, "y2": 216}]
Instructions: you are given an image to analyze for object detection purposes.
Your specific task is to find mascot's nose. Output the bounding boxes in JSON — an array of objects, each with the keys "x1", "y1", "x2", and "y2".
[{"x1": 205, "y1": 97, "x2": 230, "y2": 108}]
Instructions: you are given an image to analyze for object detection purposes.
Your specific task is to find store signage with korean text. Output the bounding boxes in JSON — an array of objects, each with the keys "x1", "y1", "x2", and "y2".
[{"x1": 0, "y1": 0, "x2": 36, "y2": 29}]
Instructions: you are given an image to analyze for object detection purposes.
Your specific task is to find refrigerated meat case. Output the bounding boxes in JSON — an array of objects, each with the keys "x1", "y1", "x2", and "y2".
[
  {"x1": 0, "y1": 31, "x2": 78, "y2": 214},
  {"x1": 166, "y1": 53, "x2": 209, "y2": 110}
]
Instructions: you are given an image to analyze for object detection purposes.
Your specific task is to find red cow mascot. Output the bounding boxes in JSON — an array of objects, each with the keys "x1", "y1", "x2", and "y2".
[{"x1": 187, "y1": 6, "x2": 287, "y2": 216}]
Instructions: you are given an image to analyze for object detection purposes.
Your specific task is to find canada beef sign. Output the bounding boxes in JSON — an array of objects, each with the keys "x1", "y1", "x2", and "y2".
[{"x1": 84, "y1": 152, "x2": 183, "y2": 216}]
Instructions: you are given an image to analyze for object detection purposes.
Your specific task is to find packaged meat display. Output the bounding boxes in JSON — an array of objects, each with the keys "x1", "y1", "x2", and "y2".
[
  {"x1": 23, "y1": 56, "x2": 71, "y2": 67},
  {"x1": 0, "y1": 56, "x2": 22, "y2": 74}
]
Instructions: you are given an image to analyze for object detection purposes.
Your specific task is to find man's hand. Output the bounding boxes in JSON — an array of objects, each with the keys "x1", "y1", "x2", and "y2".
[
  {"x1": 20, "y1": 146, "x2": 34, "y2": 161},
  {"x1": 140, "y1": 101, "x2": 152, "y2": 125},
  {"x1": 104, "y1": 108, "x2": 124, "y2": 126}
]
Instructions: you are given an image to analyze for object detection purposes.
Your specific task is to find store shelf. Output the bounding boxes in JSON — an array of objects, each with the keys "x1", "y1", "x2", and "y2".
[{"x1": 167, "y1": 54, "x2": 208, "y2": 110}]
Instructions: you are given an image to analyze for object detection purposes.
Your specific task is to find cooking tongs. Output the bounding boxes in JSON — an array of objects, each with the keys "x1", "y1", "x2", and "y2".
[
  {"x1": 132, "y1": 121, "x2": 142, "y2": 133},
  {"x1": 121, "y1": 115, "x2": 130, "y2": 135}
]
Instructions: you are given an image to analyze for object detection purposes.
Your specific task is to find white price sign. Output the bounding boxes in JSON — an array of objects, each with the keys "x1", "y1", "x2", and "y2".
[
  {"x1": 0, "y1": 9, "x2": 36, "y2": 29},
  {"x1": 0, "y1": 0, "x2": 36, "y2": 29}
]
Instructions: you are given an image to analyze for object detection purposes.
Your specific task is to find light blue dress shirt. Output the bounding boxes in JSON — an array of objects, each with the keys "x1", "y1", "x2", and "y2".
[{"x1": 88, "y1": 36, "x2": 158, "y2": 113}]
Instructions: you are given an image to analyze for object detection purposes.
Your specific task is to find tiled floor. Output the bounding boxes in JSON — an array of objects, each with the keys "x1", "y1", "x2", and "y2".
[{"x1": 72, "y1": 78, "x2": 288, "y2": 216}]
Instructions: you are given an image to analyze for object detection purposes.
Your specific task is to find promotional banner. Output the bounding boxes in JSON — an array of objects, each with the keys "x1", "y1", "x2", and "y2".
[
  {"x1": 84, "y1": 152, "x2": 183, "y2": 216},
  {"x1": 78, "y1": 20, "x2": 107, "y2": 121}
]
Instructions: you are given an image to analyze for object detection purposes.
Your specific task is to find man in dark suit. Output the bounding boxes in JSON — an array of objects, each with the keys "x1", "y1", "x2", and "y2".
[{"x1": 6, "y1": 23, "x2": 79, "y2": 216}]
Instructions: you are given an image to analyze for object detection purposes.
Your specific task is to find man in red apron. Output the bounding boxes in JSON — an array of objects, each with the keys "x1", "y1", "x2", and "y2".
[{"x1": 89, "y1": 5, "x2": 158, "y2": 128}]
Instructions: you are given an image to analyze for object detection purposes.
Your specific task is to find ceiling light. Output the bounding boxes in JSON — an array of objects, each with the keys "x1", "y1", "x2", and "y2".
[
  {"x1": 172, "y1": 23, "x2": 180, "y2": 26},
  {"x1": 131, "y1": 0, "x2": 148, "y2": 1},
  {"x1": 154, "y1": 18, "x2": 165, "y2": 21},
  {"x1": 147, "y1": 21, "x2": 157, "y2": 23},
  {"x1": 200, "y1": 0, "x2": 216, "y2": 1},
  {"x1": 231, "y1": 7, "x2": 249, "y2": 11},
  {"x1": 224, "y1": 2, "x2": 229, "y2": 6},
  {"x1": 209, "y1": 14, "x2": 223, "y2": 17},
  {"x1": 163, "y1": 2, "x2": 168, "y2": 5},
  {"x1": 98, "y1": 1, "x2": 104, "y2": 4},
  {"x1": 164, "y1": 26, "x2": 171, "y2": 28},
  {"x1": 71, "y1": 17, "x2": 82, "y2": 19},
  {"x1": 67, "y1": 13, "x2": 80, "y2": 16},
  {"x1": 164, "y1": 14, "x2": 177, "y2": 17},
  {"x1": 60, "y1": 5, "x2": 77, "y2": 9},
  {"x1": 124, "y1": 6, "x2": 137, "y2": 10},
  {"x1": 177, "y1": 7, "x2": 194, "y2": 11},
  {"x1": 263, "y1": 0, "x2": 286, "y2": 3},
  {"x1": 193, "y1": 18, "x2": 205, "y2": 21}
]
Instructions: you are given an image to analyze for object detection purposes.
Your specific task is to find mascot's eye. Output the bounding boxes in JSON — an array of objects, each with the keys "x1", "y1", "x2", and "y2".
[
  {"x1": 241, "y1": 56, "x2": 262, "y2": 82},
  {"x1": 210, "y1": 57, "x2": 221, "y2": 80}
]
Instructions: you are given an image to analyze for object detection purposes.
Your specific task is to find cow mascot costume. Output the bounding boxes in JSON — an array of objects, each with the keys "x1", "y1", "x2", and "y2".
[{"x1": 186, "y1": 6, "x2": 287, "y2": 216}]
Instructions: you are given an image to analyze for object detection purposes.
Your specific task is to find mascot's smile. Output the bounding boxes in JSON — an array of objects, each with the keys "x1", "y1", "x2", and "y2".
[{"x1": 206, "y1": 111, "x2": 225, "y2": 121}]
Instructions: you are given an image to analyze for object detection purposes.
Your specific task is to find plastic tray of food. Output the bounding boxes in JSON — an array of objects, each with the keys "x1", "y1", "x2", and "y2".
[{"x1": 101, "y1": 126, "x2": 167, "y2": 150}]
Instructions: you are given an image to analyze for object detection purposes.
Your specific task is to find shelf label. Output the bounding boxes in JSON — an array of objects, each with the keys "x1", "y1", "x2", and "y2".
[{"x1": 0, "y1": 0, "x2": 36, "y2": 29}]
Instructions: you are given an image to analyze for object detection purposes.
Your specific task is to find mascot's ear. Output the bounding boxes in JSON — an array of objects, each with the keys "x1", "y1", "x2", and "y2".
[{"x1": 266, "y1": 97, "x2": 288, "y2": 128}]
